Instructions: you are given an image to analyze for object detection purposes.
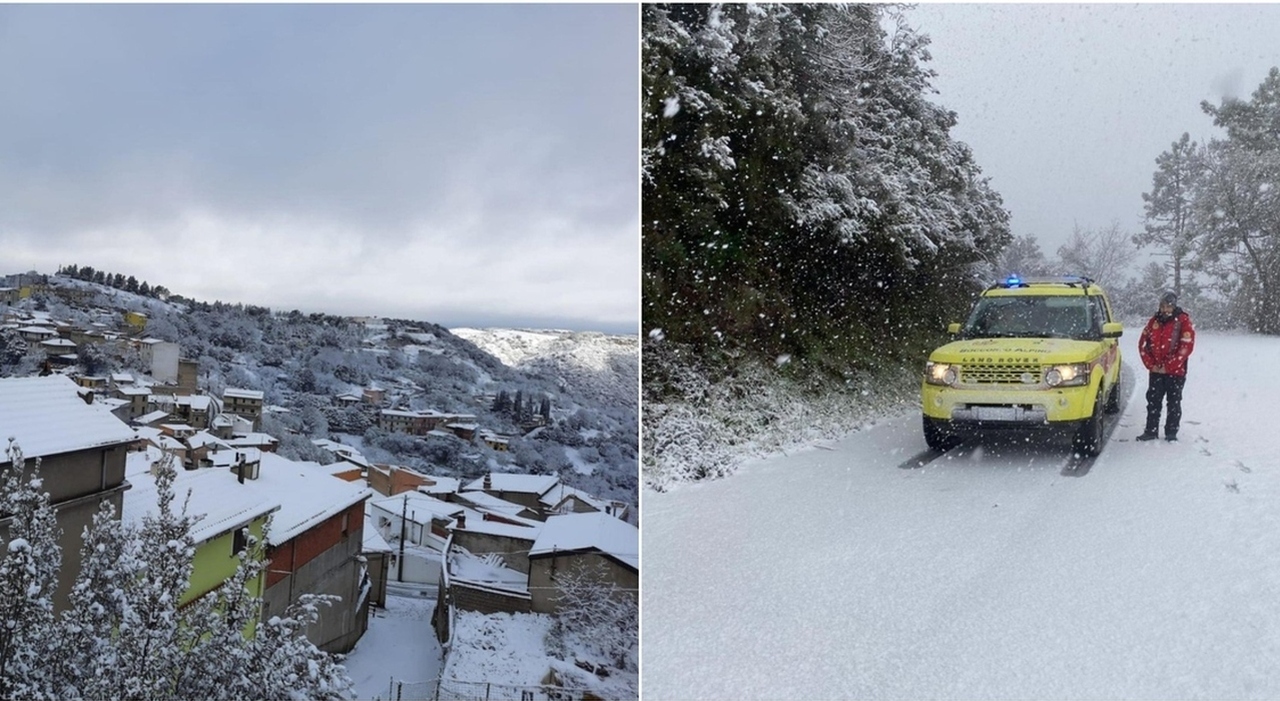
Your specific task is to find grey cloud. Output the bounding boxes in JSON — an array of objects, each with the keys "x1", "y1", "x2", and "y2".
[{"x1": 0, "y1": 4, "x2": 636, "y2": 239}]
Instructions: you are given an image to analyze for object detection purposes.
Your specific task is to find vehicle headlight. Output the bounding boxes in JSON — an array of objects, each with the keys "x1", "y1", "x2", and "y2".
[
  {"x1": 1044, "y1": 363, "x2": 1090, "y2": 387},
  {"x1": 925, "y1": 361, "x2": 959, "y2": 386}
]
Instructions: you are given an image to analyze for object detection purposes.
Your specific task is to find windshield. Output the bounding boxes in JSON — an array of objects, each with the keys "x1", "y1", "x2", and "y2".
[{"x1": 962, "y1": 295, "x2": 1100, "y2": 341}]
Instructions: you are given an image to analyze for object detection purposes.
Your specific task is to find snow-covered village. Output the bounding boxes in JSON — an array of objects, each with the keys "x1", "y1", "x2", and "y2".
[
  {"x1": 1, "y1": 4, "x2": 637, "y2": 700},
  {"x1": 0, "y1": 270, "x2": 638, "y2": 700}
]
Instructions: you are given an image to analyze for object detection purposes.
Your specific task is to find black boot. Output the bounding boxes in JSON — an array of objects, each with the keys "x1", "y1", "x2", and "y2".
[
  {"x1": 1164, "y1": 431, "x2": 1178, "y2": 442},
  {"x1": 1136, "y1": 431, "x2": 1158, "y2": 441}
]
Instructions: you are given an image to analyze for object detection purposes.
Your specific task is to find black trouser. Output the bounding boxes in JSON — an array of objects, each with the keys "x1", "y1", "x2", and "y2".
[{"x1": 1145, "y1": 372, "x2": 1186, "y2": 435}]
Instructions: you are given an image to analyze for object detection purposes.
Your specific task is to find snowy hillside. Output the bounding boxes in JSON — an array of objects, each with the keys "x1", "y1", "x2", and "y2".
[
  {"x1": 5, "y1": 272, "x2": 638, "y2": 504},
  {"x1": 643, "y1": 331, "x2": 1280, "y2": 699},
  {"x1": 452, "y1": 327, "x2": 638, "y2": 410}
]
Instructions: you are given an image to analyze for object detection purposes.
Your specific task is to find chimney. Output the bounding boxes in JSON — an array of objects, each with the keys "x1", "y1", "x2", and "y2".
[
  {"x1": 455, "y1": 513, "x2": 466, "y2": 530},
  {"x1": 236, "y1": 454, "x2": 245, "y2": 484},
  {"x1": 483, "y1": 473, "x2": 491, "y2": 491}
]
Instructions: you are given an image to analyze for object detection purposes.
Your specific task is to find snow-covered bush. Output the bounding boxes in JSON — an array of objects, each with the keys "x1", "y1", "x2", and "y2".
[
  {"x1": 643, "y1": 340, "x2": 918, "y2": 491},
  {"x1": 545, "y1": 561, "x2": 638, "y2": 676}
]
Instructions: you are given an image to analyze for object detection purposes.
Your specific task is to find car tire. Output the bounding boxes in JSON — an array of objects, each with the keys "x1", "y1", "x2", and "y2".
[
  {"x1": 1104, "y1": 379, "x2": 1121, "y2": 415},
  {"x1": 923, "y1": 416, "x2": 962, "y2": 452},
  {"x1": 1073, "y1": 390, "x2": 1105, "y2": 456}
]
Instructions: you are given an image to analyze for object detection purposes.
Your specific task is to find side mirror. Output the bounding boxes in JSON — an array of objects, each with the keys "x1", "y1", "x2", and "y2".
[
  {"x1": 1102, "y1": 322, "x2": 1123, "y2": 339},
  {"x1": 947, "y1": 323, "x2": 961, "y2": 334}
]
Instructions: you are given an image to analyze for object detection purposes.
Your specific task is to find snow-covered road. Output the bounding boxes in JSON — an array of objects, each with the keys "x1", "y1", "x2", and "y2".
[{"x1": 642, "y1": 331, "x2": 1280, "y2": 700}]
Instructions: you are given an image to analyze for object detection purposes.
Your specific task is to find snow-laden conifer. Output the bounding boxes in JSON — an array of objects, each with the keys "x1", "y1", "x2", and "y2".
[
  {"x1": 0, "y1": 439, "x2": 61, "y2": 699},
  {"x1": 1, "y1": 444, "x2": 355, "y2": 699}
]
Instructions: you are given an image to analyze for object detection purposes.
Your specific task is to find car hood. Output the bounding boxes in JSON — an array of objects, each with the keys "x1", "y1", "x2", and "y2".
[{"x1": 929, "y1": 337, "x2": 1101, "y2": 365}]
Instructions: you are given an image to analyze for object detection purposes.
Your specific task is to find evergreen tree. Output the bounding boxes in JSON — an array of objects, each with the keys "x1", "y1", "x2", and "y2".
[
  {"x1": 1193, "y1": 67, "x2": 1280, "y2": 333},
  {"x1": 1138, "y1": 132, "x2": 1205, "y2": 297},
  {"x1": 0, "y1": 448, "x2": 356, "y2": 699},
  {"x1": 995, "y1": 234, "x2": 1054, "y2": 277},
  {"x1": 492, "y1": 390, "x2": 511, "y2": 413},
  {"x1": 642, "y1": 4, "x2": 1010, "y2": 373},
  {"x1": 0, "y1": 440, "x2": 61, "y2": 698}
]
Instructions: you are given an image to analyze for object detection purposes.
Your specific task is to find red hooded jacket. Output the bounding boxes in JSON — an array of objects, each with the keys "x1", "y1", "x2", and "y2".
[{"x1": 1138, "y1": 308, "x2": 1195, "y2": 376}]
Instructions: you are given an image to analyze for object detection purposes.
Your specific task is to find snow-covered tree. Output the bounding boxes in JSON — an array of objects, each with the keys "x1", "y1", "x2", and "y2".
[
  {"x1": 1055, "y1": 222, "x2": 1138, "y2": 290},
  {"x1": 0, "y1": 448, "x2": 355, "y2": 699},
  {"x1": 49, "y1": 499, "x2": 147, "y2": 699},
  {"x1": 1192, "y1": 141, "x2": 1280, "y2": 334},
  {"x1": 643, "y1": 3, "x2": 1009, "y2": 371},
  {"x1": 546, "y1": 561, "x2": 638, "y2": 675},
  {"x1": 995, "y1": 234, "x2": 1054, "y2": 277},
  {"x1": 1138, "y1": 132, "x2": 1205, "y2": 297},
  {"x1": 0, "y1": 440, "x2": 61, "y2": 698}
]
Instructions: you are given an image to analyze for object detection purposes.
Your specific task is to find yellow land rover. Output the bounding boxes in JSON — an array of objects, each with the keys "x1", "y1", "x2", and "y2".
[{"x1": 922, "y1": 275, "x2": 1123, "y2": 456}]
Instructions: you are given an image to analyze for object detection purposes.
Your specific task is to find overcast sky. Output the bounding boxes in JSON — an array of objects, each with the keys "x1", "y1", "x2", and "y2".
[
  {"x1": 0, "y1": 4, "x2": 637, "y2": 334},
  {"x1": 905, "y1": 3, "x2": 1280, "y2": 263}
]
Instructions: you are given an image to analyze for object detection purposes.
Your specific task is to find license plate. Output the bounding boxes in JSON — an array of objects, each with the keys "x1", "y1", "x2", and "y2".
[{"x1": 976, "y1": 406, "x2": 1018, "y2": 422}]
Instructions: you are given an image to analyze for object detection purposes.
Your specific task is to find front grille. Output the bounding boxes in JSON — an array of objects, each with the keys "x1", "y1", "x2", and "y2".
[{"x1": 960, "y1": 363, "x2": 1041, "y2": 385}]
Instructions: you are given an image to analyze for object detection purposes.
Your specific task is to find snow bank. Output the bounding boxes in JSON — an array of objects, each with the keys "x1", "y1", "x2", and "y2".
[{"x1": 642, "y1": 340, "x2": 918, "y2": 491}]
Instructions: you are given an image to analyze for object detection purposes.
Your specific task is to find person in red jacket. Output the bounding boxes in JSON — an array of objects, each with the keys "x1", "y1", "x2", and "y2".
[{"x1": 1137, "y1": 290, "x2": 1196, "y2": 441}]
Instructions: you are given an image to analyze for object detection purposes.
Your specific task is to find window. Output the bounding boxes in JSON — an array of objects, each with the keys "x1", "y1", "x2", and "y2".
[
  {"x1": 233, "y1": 527, "x2": 247, "y2": 555},
  {"x1": 342, "y1": 512, "x2": 350, "y2": 537}
]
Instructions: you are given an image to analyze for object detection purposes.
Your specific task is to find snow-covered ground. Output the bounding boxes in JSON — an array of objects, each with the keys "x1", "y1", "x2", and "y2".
[
  {"x1": 444, "y1": 610, "x2": 638, "y2": 700},
  {"x1": 341, "y1": 594, "x2": 443, "y2": 700},
  {"x1": 642, "y1": 331, "x2": 1280, "y2": 699}
]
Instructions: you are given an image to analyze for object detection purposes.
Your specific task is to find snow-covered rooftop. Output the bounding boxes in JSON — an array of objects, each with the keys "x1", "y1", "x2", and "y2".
[
  {"x1": 463, "y1": 473, "x2": 559, "y2": 496},
  {"x1": 312, "y1": 438, "x2": 371, "y2": 468},
  {"x1": 123, "y1": 467, "x2": 282, "y2": 545},
  {"x1": 449, "y1": 547, "x2": 528, "y2": 591},
  {"x1": 223, "y1": 387, "x2": 264, "y2": 400},
  {"x1": 175, "y1": 395, "x2": 212, "y2": 410},
  {"x1": 529, "y1": 512, "x2": 638, "y2": 571},
  {"x1": 253, "y1": 453, "x2": 373, "y2": 544},
  {"x1": 0, "y1": 375, "x2": 138, "y2": 463},
  {"x1": 456, "y1": 513, "x2": 541, "y2": 541},
  {"x1": 539, "y1": 483, "x2": 607, "y2": 511},
  {"x1": 226, "y1": 433, "x2": 278, "y2": 447},
  {"x1": 418, "y1": 476, "x2": 461, "y2": 495},
  {"x1": 456, "y1": 491, "x2": 541, "y2": 523},
  {"x1": 185, "y1": 431, "x2": 228, "y2": 450},
  {"x1": 124, "y1": 445, "x2": 165, "y2": 478},
  {"x1": 368, "y1": 492, "x2": 463, "y2": 523},
  {"x1": 205, "y1": 447, "x2": 261, "y2": 468},
  {"x1": 135, "y1": 409, "x2": 171, "y2": 425},
  {"x1": 362, "y1": 513, "x2": 393, "y2": 553},
  {"x1": 380, "y1": 409, "x2": 419, "y2": 418}
]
